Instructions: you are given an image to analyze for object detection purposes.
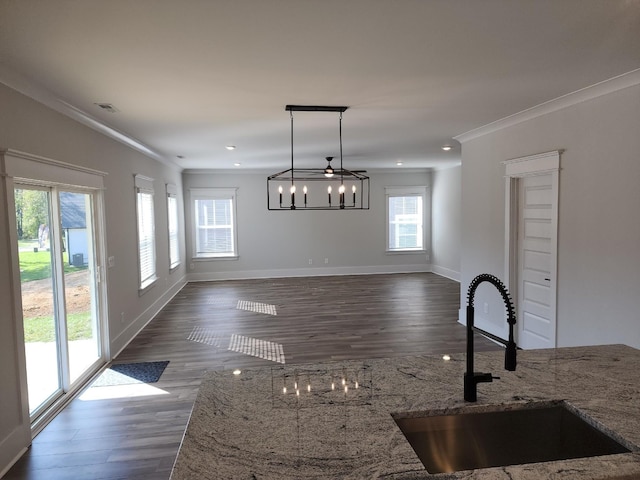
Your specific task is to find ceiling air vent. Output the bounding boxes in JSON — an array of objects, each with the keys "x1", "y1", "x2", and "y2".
[{"x1": 94, "y1": 103, "x2": 119, "y2": 113}]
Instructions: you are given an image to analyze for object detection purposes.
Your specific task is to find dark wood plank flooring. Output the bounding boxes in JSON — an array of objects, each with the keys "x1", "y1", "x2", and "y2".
[{"x1": 4, "y1": 273, "x2": 499, "y2": 480}]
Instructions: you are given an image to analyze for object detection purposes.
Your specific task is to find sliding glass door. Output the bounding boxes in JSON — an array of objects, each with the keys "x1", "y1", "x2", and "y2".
[{"x1": 16, "y1": 185, "x2": 103, "y2": 418}]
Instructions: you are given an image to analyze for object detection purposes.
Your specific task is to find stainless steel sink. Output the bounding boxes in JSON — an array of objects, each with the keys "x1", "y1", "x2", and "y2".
[{"x1": 393, "y1": 400, "x2": 631, "y2": 474}]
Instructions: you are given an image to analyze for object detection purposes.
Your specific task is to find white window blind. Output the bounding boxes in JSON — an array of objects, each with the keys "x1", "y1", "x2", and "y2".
[
  {"x1": 167, "y1": 184, "x2": 180, "y2": 269},
  {"x1": 386, "y1": 186, "x2": 426, "y2": 252},
  {"x1": 135, "y1": 175, "x2": 157, "y2": 290},
  {"x1": 191, "y1": 188, "x2": 238, "y2": 258}
]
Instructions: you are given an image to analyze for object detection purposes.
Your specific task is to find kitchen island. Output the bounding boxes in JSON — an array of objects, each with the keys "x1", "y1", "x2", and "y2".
[{"x1": 170, "y1": 345, "x2": 640, "y2": 479}]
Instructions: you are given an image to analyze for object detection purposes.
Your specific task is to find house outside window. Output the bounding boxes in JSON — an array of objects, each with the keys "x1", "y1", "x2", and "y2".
[
  {"x1": 190, "y1": 188, "x2": 238, "y2": 258},
  {"x1": 167, "y1": 183, "x2": 180, "y2": 270},
  {"x1": 135, "y1": 175, "x2": 157, "y2": 291},
  {"x1": 385, "y1": 186, "x2": 427, "y2": 252}
]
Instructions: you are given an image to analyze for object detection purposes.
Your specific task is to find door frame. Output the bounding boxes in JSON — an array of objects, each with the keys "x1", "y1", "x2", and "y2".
[
  {"x1": 502, "y1": 150, "x2": 561, "y2": 348},
  {"x1": 1, "y1": 149, "x2": 110, "y2": 436}
]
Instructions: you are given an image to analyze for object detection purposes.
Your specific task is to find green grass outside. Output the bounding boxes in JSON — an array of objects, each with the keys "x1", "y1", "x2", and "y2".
[
  {"x1": 23, "y1": 312, "x2": 93, "y2": 343},
  {"x1": 19, "y1": 250, "x2": 87, "y2": 283}
]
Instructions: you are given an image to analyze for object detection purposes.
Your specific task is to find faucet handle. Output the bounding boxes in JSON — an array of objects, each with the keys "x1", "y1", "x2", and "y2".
[{"x1": 475, "y1": 372, "x2": 494, "y2": 383}]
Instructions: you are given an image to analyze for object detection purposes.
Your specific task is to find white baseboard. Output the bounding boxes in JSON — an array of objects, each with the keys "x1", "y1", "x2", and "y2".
[
  {"x1": 430, "y1": 265, "x2": 460, "y2": 282},
  {"x1": 187, "y1": 264, "x2": 432, "y2": 282},
  {"x1": 110, "y1": 275, "x2": 187, "y2": 359}
]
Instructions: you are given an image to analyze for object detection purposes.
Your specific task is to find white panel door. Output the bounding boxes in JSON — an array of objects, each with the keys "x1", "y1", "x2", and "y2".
[{"x1": 518, "y1": 174, "x2": 556, "y2": 349}]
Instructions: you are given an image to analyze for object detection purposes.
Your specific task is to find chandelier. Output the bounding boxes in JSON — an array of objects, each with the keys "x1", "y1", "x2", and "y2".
[{"x1": 267, "y1": 105, "x2": 370, "y2": 210}]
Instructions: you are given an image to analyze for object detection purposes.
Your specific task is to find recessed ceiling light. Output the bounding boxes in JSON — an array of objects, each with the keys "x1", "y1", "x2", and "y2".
[
  {"x1": 232, "y1": 369, "x2": 241, "y2": 375},
  {"x1": 396, "y1": 161, "x2": 403, "y2": 166},
  {"x1": 233, "y1": 162, "x2": 241, "y2": 167},
  {"x1": 226, "y1": 145, "x2": 236, "y2": 150},
  {"x1": 442, "y1": 145, "x2": 452, "y2": 151}
]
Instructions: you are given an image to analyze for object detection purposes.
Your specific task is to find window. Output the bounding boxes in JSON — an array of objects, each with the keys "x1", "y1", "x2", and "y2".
[
  {"x1": 191, "y1": 188, "x2": 238, "y2": 258},
  {"x1": 167, "y1": 184, "x2": 180, "y2": 269},
  {"x1": 135, "y1": 175, "x2": 157, "y2": 290},
  {"x1": 386, "y1": 186, "x2": 427, "y2": 252}
]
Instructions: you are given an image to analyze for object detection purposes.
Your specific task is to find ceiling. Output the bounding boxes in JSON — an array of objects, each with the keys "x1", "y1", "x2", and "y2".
[{"x1": 1, "y1": 1, "x2": 640, "y2": 172}]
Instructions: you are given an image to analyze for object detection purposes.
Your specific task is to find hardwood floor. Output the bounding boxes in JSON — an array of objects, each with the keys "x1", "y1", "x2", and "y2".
[{"x1": 4, "y1": 273, "x2": 499, "y2": 480}]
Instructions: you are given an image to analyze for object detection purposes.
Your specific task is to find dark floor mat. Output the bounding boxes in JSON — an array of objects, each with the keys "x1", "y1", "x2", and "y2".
[{"x1": 91, "y1": 361, "x2": 169, "y2": 387}]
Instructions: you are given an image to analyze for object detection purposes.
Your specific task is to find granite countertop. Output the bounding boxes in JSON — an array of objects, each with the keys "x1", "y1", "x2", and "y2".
[{"x1": 170, "y1": 345, "x2": 640, "y2": 479}]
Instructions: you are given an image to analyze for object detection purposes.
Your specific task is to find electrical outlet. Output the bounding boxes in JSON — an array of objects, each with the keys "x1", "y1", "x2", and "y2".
[
  {"x1": 324, "y1": 258, "x2": 329, "y2": 264},
  {"x1": 308, "y1": 259, "x2": 313, "y2": 265},
  {"x1": 483, "y1": 302, "x2": 489, "y2": 314},
  {"x1": 108, "y1": 256, "x2": 115, "y2": 268}
]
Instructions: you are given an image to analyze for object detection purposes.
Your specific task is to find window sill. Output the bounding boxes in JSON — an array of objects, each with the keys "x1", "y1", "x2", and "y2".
[
  {"x1": 192, "y1": 255, "x2": 239, "y2": 262},
  {"x1": 138, "y1": 277, "x2": 158, "y2": 296},
  {"x1": 385, "y1": 249, "x2": 427, "y2": 255}
]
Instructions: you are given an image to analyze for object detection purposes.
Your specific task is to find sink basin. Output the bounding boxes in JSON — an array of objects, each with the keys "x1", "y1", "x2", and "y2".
[{"x1": 393, "y1": 400, "x2": 631, "y2": 474}]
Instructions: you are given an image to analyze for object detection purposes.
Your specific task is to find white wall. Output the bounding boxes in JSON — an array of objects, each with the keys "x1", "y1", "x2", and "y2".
[
  {"x1": 0, "y1": 83, "x2": 186, "y2": 474},
  {"x1": 460, "y1": 83, "x2": 640, "y2": 349},
  {"x1": 431, "y1": 166, "x2": 461, "y2": 281},
  {"x1": 183, "y1": 170, "x2": 432, "y2": 280}
]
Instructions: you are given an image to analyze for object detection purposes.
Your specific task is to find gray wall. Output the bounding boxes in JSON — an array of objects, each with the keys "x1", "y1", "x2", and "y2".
[
  {"x1": 183, "y1": 170, "x2": 432, "y2": 280},
  {"x1": 460, "y1": 83, "x2": 640, "y2": 349},
  {"x1": 0, "y1": 83, "x2": 186, "y2": 473},
  {"x1": 431, "y1": 166, "x2": 461, "y2": 281}
]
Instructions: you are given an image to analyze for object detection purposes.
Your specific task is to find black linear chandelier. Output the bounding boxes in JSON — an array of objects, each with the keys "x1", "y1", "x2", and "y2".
[{"x1": 267, "y1": 105, "x2": 370, "y2": 210}]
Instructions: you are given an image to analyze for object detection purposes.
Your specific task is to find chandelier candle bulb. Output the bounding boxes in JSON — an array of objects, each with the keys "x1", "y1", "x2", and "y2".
[
  {"x1": 303, "y1": 185, "x2": 307, "y2": 206},
  {"x1": 352, "y1": 184, "x2": 356, "y2": 204},
  {"x1": 328, "y1": 185, "x2": 332, "y2": 205},
  {"x1": 278, "y1": 185, "x2": 283, "y2": 205},
  {"x1": 290, "y1": 185, "x2": 296, "y2": 209},
  {"x1": 339, "y1": 184, "x2": 345, "y2": 208}
]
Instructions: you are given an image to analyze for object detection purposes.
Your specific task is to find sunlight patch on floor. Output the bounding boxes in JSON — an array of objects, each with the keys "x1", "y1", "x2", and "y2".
[
  {"x1": 79, "y1": 383, "x2": 170, "y2": 401},
  {"x1": 187, "y1": 326, "x2": 223, "y2": 347},
  {"x1": 236, "y1": 300, "x2": 277, "y2": 316},
  {"x1": 228, "y1": 334, "x2": 285, "y2": 364}
]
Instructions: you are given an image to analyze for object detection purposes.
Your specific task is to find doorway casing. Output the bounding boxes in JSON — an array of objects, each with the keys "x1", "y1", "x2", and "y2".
[
  {"x1": 502, "y1": 150, "x2": 561, "y2": 349},
  {"x1": 0, "y1": 148, "x2": 110, "y2": 450}
]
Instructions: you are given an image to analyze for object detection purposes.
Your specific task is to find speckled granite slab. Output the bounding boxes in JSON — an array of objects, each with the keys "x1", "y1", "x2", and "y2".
[{"x1": 170, "y1": 345, "x2": 640, "y2": 479}]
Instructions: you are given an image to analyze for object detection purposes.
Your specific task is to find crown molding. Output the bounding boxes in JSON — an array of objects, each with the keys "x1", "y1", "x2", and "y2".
[
  {"x1": 0, "y1": 65, "x2": 181, "y2": 171},
  {"x1": 454, "y1": 68, "x2": 640, "y2": 144}
]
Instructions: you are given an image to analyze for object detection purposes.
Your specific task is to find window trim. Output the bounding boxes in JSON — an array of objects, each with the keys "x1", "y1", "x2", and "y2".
[
  {"x1": 135, "y1": 174, "x2": 157, "y2": 292},
  {"x1": 166, "y1": 183, "x2": 180, "y2": 271},
  {"x1": 190, "y1": 187, "x2": 238, "y2": 260},
  {"x1": 385, "y1": 186, "x2": 428, "y2": 254}
]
